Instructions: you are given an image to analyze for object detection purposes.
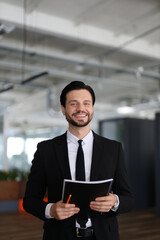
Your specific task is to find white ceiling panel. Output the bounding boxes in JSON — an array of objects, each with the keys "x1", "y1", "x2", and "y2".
[{"x1": 0, "y1": 0, "x2": 160, "y2": 132}]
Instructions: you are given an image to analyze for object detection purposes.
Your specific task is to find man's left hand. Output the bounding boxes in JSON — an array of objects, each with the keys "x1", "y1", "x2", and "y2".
[{"x1": 90, "y1": 193, "x2": 117, "y2": 212}]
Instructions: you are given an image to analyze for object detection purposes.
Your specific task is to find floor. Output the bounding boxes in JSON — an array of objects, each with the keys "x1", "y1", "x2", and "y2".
[
  {"x1": 0, "y1": 208, "x2": 160, "y2": 240},
  {"x1": 118, "y1": 208, "x2": 160, "y2": 240}
]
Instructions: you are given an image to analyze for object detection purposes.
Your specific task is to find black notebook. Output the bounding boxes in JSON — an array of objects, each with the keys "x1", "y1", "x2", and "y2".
[{"x1": 62, "y1": 178, "x2": 113, "y2": 217}]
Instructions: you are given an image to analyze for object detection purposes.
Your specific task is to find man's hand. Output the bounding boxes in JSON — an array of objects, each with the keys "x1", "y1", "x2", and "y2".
[
  {"x1": 90, "y1": 193, "x2": 117, "y2": 212},
  {"x1": 50, "y1": 200, "x2": 80, "y2": 220}
]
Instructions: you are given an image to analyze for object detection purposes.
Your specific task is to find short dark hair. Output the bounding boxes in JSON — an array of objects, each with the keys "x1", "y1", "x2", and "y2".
[{"x1": 60, "y1": 81, "x2": 95, "y2": 107}]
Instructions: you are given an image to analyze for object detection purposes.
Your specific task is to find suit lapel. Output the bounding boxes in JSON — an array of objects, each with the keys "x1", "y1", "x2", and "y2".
[
  {"x1": 54, "y1": 132, "x2": 72, "y2": 180},
  {"x1": 54, "y1": 132, "x2": 106, "y2": 181},
  {"x1": 90, "y1": 132, "x2": 104, "y2": 181}
]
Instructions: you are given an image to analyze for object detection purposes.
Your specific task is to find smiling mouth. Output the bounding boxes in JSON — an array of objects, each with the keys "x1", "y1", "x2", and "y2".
[
  {"x1": 76, "y1": 114, "x2": 86, "y2": 117},
  {"x1": 73, "y1": 112, "x2": 88, "y2": 117},
  {"x1": 73, "y1": 112, "x2": 88, "y2": 118}
]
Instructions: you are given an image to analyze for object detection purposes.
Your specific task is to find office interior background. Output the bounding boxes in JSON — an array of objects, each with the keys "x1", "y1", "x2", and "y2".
[{"x1": 0, "y1": 0, "x2": 160, "y2": 239}]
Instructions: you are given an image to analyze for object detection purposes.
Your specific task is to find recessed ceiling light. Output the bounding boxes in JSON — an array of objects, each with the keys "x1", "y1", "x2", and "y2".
[{"x1": 117, "y1": 106, "x2": 135, "y2": 114}]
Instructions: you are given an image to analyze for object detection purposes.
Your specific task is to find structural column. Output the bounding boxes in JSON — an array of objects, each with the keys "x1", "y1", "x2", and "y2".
[{"x1": 155, "y1": 113, "x2": 160, "y2": 216}]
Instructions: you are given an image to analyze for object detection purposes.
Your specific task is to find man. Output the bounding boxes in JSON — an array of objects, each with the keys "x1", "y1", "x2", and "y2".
[{"x1": 23, "y1": 81, "x2": 134, "y2": 240}]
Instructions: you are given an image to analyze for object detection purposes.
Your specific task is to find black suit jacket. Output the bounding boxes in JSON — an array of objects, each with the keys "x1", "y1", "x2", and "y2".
[{"x1": 23, "y1": 132, "x2": 134, "y2": 240}]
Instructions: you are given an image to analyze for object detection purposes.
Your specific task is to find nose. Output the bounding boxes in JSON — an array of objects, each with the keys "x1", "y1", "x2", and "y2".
[{"x1": 77, "y1": 103, "x2": 84, "y2": 111}]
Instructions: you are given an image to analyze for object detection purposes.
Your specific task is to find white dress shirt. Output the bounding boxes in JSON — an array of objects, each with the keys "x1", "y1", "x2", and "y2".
[{"x1": 67, "y1": 130, "x2": 93, "y2": 182}]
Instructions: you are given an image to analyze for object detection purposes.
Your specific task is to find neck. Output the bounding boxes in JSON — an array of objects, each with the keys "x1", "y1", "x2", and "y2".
[{"x1": 68, "y1": 124, "x2": 91, "y2": 139}]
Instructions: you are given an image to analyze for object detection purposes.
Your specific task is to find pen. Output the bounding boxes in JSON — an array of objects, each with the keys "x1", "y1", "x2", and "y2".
[{"x1": 66, "y1": 194, "x2": 72, "y2": 204}]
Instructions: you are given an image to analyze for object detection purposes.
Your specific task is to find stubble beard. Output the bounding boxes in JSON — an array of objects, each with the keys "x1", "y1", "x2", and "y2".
[{"x1": 65, "y1": 111, "x2": 93, "y2": 127}]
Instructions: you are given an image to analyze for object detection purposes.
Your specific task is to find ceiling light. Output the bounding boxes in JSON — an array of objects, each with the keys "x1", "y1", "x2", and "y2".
[
  {"x1": 117, "y1": 106, "x2": 135, "y2": 114},
  {"x1": 21, "y1": 71, "x2": 48, "y2": 84}
]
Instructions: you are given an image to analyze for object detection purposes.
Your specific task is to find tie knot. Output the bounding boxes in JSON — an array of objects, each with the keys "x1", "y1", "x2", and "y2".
[{"x1": 78, "y1": 139, "x2": 83, "y2": 145}]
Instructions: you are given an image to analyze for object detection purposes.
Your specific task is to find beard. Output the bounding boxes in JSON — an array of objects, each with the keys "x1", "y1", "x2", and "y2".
[{"x1": 65, "y1": 111, "x2": 93, "y2": 127}]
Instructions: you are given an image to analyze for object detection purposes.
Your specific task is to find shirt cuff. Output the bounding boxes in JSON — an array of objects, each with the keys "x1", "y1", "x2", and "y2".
[
  {"x1": 45, "y1": 203, "x2": 54, "y2": 219},
  {"x1": 111, "y1": 195, "x2": 119, "y2": 212}
]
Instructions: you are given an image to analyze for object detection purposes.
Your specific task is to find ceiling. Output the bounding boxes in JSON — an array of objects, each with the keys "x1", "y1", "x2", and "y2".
[{"x1": 0, "y1": 0, "x2": 160, "y2": 134}]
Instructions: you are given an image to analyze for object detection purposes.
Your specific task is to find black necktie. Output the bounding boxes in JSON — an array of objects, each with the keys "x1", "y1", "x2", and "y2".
[
  {"x1": 76, "y1": 140, "x2": 87, "y2": 227},
  {"x1": 76, "y1": 140, "x2": 85, "y2": 181}
]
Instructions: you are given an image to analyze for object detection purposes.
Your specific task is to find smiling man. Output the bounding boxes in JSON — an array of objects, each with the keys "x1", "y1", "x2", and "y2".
[{"x1": 23, "y1": 81, "x2": 134, "y2": 240}]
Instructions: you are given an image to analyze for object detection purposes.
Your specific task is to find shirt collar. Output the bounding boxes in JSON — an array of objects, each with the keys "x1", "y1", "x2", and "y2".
[{"x1": 67, "y1": 130, "x2": 93, "y2": 145}]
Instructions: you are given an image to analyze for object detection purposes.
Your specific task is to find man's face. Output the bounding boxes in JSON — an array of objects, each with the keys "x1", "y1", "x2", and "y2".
[{"x1": 61, "y1": 89, "x2": 94, "y2": 128}]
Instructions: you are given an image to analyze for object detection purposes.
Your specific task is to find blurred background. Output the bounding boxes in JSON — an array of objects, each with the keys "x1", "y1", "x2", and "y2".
[{"x1": 0, "y1": 0, "x2": 160, "y2": 239}]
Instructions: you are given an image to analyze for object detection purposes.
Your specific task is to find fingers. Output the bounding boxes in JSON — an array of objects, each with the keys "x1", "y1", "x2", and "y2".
[
  {"x1": 50, "y1": 200, "x2": 80, "y2": 220},
  {"x1": 90, "y1": 200, "x2": 112, "y2": 212},
  {"x1": 95, "y1": 193, "x2": 115, "y2": 202},
  {"x1": 90, "y1": 194, "x2": 117, "y2": 212},
  {"x1": 51, "y1": 194, "x2": 117, "y2": 218}
]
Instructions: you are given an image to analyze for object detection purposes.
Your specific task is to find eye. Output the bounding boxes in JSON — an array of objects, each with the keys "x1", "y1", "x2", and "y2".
[
  {"x1": 84, "y1": 102, "x2": 90, "y2": 106},
  {"x1": 71, "y1": 103, "x2": 77, "y2": 106}
]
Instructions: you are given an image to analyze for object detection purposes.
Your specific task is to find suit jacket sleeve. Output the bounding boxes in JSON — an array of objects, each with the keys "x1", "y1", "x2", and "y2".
[
  {"x1": 23, "y1": 142, "x2": 48, "y2": 220},
  {"x1": 112, "y1": 142, "x2": 134, "y2": 214}
]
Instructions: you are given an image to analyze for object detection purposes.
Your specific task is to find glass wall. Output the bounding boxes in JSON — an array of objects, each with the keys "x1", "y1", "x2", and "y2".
[
  {"x1": 6, "y1": 126, "x2": 66, "y2": 171},
  {"x1": 0, "y1": 116, "x2": 4, "y2": 170}
]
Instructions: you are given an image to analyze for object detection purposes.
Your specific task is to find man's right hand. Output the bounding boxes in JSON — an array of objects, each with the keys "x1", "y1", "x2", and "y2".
[{"x1": 50, "y1": 200, "x2": 80, "y2": 220}]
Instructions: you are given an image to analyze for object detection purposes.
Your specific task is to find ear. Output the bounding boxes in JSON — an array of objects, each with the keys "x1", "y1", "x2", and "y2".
[{"x1": 61, "y1": 105, "x2": 66, "y2": 115}]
